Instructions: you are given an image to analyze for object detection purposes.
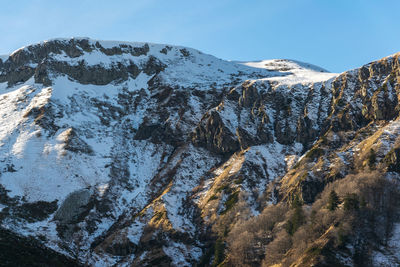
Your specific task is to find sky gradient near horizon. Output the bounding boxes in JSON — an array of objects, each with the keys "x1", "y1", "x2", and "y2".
[{"x1": 1, "y1": 0, "x2": 399, "y2": 72}]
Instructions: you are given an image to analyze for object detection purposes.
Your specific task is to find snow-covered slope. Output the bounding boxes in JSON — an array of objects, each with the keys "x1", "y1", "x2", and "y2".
[
  {"x1": 239, "y1": 59, "x2": 336, "y2": 85},
  {"x1": 2, "y1": 38, "x2": 398, "y2": 266},
  {"x1": 0, "y1": 38, "x2": 339, "y2": 265}
]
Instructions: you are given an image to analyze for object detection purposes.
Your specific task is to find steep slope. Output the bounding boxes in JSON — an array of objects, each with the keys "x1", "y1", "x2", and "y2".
[
  {"x1": 224, "y1": 54, "x2": 400, "y2": 267},
  {"x1": 0, "y1": 228, "x2": 81, "y2": 267},
  {"x1": 0, "y1": 38, "x2": 398, "y2": 266}
]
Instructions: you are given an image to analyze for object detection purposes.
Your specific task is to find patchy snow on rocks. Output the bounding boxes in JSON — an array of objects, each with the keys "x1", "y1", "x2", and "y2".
[
  {"x1": 0, "y1": 37, "x2": 342, "y2": 266},
  {"x1": 163, "y1": 240, "x2": 202, "y2": 266},
  {"x1": 372, "y1": 223, "x2": 400, "y2": 266},
  {"x1": 240, "y1": 59, "x2": 338, "y2": 85}
]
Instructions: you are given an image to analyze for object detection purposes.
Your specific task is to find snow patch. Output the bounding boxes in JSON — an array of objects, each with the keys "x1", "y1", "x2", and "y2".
[
  {"x1": 372, "y1": 223, "x2": 400, "y2": 266},
  {"x1": 163, "y1": 241, "x2": 202, "y2": 266}
]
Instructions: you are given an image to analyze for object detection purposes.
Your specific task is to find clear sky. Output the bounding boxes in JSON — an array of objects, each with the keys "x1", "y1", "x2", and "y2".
[{"x1": 1, "y1": 0, "x2": 399, "y2": 72}]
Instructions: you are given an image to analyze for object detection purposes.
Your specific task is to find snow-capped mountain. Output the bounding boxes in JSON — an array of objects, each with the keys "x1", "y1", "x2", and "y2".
[{"x1": 0, "y1": 38, "x2": 399, "y2": 266}]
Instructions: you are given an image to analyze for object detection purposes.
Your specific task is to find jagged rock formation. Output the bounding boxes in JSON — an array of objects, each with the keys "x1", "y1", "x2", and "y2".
[{"x1": 0, "y1": 38, "x2": 399, "y2": 266}]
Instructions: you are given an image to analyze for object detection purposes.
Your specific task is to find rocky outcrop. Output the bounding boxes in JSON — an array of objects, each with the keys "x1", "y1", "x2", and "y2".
[
  {"x1": 13, "y1": 201, "x2": 58, "y2": 223},
  {"x1": 1, "y1": 38, "x2": 400, "y2": 266},
  {"x1": 0, "y1": 39, "x2": 160, "y2": 87},
  {"x1": 192, "y1": 77, "x2": 332, "y2": 155},
  {"x1": 279, "y1": 54, "x2": 400, "y2": 206},
  {"x1": 0, "y1": 228, "x2": 82, "y2": 267},
  {"x1": 324, "y1": 55, "x2": 400, "y2": 134},
  {"x1": 45, "y1": 60, "x2": 141, "y2": 85},
  {"x1": 63, "y1": 128, "x2": 94, "y2": 155},
  {"x1": 54, "y1": 189, "x2": 92, "y2": 225},
  {"x1": 192, "y1": 110, "x2": 240, "y2": 154},
  {"x1": 96, "y1": 41, "x2": 149, "y2": 57}
]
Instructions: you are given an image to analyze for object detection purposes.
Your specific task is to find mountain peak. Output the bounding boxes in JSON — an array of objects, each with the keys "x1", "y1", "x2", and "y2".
[{"x1": 1, "y1": 39, "x2": 399, "y2": 266}]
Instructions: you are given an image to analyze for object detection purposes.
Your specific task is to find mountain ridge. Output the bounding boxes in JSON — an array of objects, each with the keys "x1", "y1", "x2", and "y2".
[{"x1": 0, "y1": 38, "x2": 399, "y2": 266}]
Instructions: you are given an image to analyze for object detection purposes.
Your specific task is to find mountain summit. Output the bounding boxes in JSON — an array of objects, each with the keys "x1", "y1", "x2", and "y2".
[{"x1": 0, "y1": 38, "x2": 399, "y2": 266}]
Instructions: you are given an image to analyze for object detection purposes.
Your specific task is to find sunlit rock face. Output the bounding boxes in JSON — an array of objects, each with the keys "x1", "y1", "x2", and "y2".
[{"x1": 1, "y1": 38, "x2": 400, "y2": 266}]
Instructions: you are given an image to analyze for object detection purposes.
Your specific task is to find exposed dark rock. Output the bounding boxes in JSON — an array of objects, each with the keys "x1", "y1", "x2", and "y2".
[
  {"x1": 36, "y1": 59, "x2": 141, "y2": 86},
  {"x1": 384, "y1": 148, "x2": 400, "y2": 173},
  {"x1": 0, "y1": 185, "x2": 19, "y2": 221},
  {"x1": 54, "y1": 189, "x2": 92, "y2": 225},
  {"x1": 4, "y1": 39, "x2": 90, "y2": 69},
  {"x1": 49, "y1": 61, "x2": 129, "y2": 85},
  {"x1": 13, "y1": 200, "x2": 58, "y2": 223},
  {"x1": 0, "y1": 228, "x2": 82, "y2": 267},
  {"x1": 135, "y1": 119, "x2": 183, "y2": 146},
  {"x1": 180, "y1": 48, "x2": 190, "y2": 58},
  {"x1": 226, "y1": 87, "x2": 241, "y2": 102},
  {"x1": 97, "y1": 231, "x2": 138, "y2": 257},
  {"x1": 0, "y1": 66, "x2": 35, "y2": 86},
  {"x1": 160, "y1": 46, "x2": 172, "y2": 55},
  {"x1": 64, "y1": 128, "x2": 94, "y2": 155},
  {"x1": 192, "y1": 110, "x2": 240, "y2": 155},
  {"x1": 299, "y1": 178, "x2": 325, "y2": 204},
  {"x1": 2, "y1": 39, "x2": 400, "y2": 266},
  {"x1": 23, "y1": 103, "x2": 61, "y2": 135},
  {"x1": 371, "y1": 83, "x2": 398, "y2": 120},
  {"x1": 296, "y1": 116, "x2": 317, "y2": 147},
  {"x1": 131, "y1": 43, "x2": 150, "y2": 56},
  {"x1": 135, "y1": 122, "x2": 162, "y2": 140},
  {"x1": 236, "y1": 127, "x2": 256, "y2": 149},
  {"x1": 91, "y1": 98, "x2": 124, "y2": 126},
  {"x1": 142, "y1": 55, "x2": 166, "y2": 75},
  {"x1": 105, "y1": 240, "x2": 137, "y2": 256},
  {"x1": 151, "y1": 86, "x2": 173, "y2": 102},
  {"x1": 96, "y1": 41, "x2": 124, "y2": 56},
  {"x1": 34, "y1": 61, "x2": 52, "y2": 86},
  {"x1": 0, "y1": 39, "x2": 150, "y2": 87},
  {"x1": 239, "y1": 81, "x2": 260, "y2": 108},
  {"x1": 274, "y1": 118, "x2": 294, "y2": 145}
]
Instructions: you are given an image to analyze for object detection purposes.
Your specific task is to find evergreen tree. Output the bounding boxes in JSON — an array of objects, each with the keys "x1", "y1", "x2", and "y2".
[
  {"x1": 344, "y1": 193, "x2": 359, "y2": 211},
  {"x1": 286, "y1": 195, "x2": 305, "y2": 235},
  {"x1": 327, "y1": 190, "x2": 340, "y2": 211},
  {"x1": 212, "y1": 239, "x2": 225, "y2": 266},
  {"x1": 368, "y1": 148, "x2": 376, "y2": 169},
  {"x1": 291, "y1": 194, "x2": 302, "y2": 209}
]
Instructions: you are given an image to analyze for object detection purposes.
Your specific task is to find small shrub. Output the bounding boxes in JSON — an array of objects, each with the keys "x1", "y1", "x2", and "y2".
[
  {"x1": 208, "y1": 194, "x2": 218, "y2": 202},
  {"x1": 216, "y1": 184, "x2": 229, "y2": 193},
  {"x1": 305, "y1": 147, "x2": 324, "y2": 160},
  {"x1": 221, "y1": 191, "x2": 239, "y2": 214},
  {"x1": 234, "y1": 177, "x2": 244, "y2": 184},
  {"x1": 320, "y1": 134, "x2": 328, "y2": 145},
  {"x1": 336, "y1": 98, "x2": 346, "y2": 107}
]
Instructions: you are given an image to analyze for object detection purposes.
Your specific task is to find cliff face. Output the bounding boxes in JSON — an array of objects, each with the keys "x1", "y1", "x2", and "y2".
[
  {"x1": 0, "y1": 38, "x2": 399, "y2": 266},
  {"x1": 279, "y1": 55, "x2": 400, "y2": 202}
]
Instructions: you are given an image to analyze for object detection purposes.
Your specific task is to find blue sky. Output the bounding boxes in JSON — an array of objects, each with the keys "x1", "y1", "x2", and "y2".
[{"x1": 1, "y1": 0, "x2": 399, "y2": 72}]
